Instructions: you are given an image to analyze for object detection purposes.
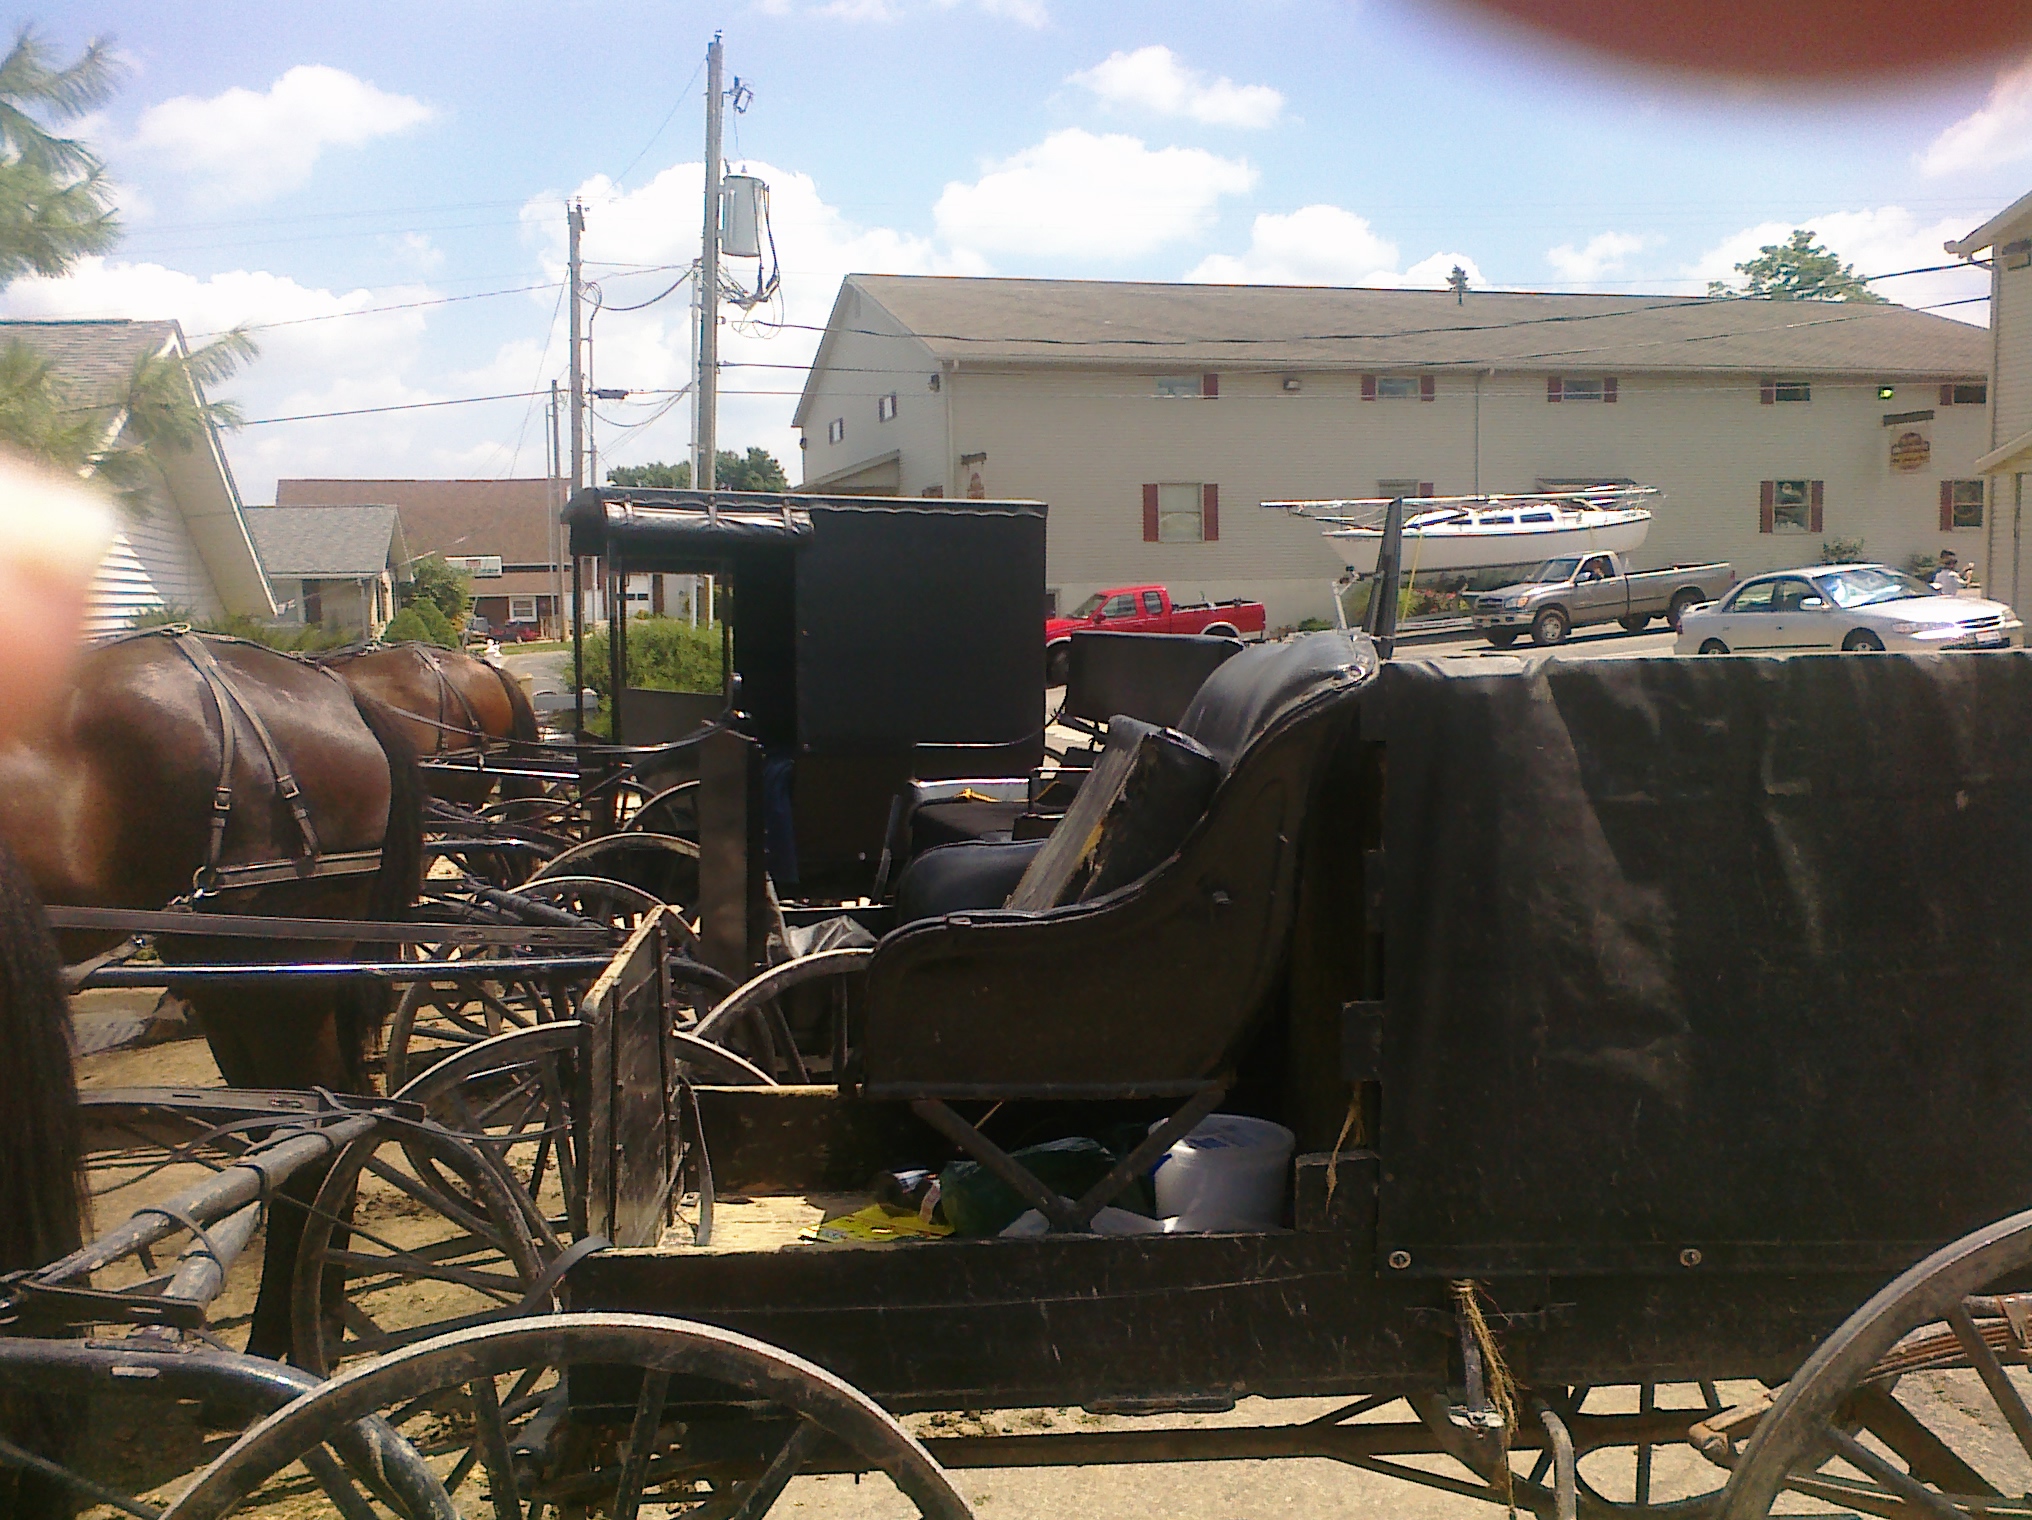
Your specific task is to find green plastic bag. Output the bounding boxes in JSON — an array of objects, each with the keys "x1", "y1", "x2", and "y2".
[{"x1": 937, "y1": 1136, "x2": 1154, "y2": 1238}]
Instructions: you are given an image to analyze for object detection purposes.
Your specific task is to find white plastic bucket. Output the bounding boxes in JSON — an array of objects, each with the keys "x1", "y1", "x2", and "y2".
[{"x1": 1151, "y1": 1113, "x2": 1296, "y2": 1232}]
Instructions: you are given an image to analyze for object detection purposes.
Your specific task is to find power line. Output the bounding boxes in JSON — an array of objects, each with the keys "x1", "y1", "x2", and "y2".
[{"x1": 187, "y1": 281, "x2": 562, "y2": 340}]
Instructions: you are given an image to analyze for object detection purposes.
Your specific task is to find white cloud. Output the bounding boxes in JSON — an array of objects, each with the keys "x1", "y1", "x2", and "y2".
[
  {"x1": 934, "y1": 128, "x2": 1255, "y2": 260},
  {"x1": 129, "y1": 65, "x2": 435, "y2": 205},
  {"x1": 1921, "y1": 58, "x2": 2032, "y2": 176},
  {"x1": 1186, "y1": 204, "x2": 1486, "y2": 290},
  {"x1": 974, "y1": 0, "x2": 1048, "y2": 24},
  {"x1": 1545, "y1": 231, "x2": 1656, "y2": 282},
  {"x1": 814, "y1": 0, "x2": 903, "y2": 19},
  {"x1": 1690, "y1": 208, "x2": 1990, "y2": 315},
  {"x1": 1069, "y1": 45, "x2": 1283, "y2": 129}
]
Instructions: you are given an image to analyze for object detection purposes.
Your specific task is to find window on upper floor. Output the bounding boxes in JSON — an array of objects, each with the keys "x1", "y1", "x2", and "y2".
[
  {"x1": 827, "y1": 417, "x2": 844, "y2": 444},
  {"x1": 1155, "y1": 375, "x2": 1200, "y2": 398},
  {"x1": 877, "y1": 392, "x2": 898, "y2": 422},
  {"x1": 1941, "y1": 382, "x2": 1988, "y2": 406},
  {"x1": 1362, "y1": 374, "x2": 1435, "y2": 401},
  {"x1": 1761, "y1": 379, "x2": 1811, "y2": 403},
  {"x1": 1548, "y1": 376, "x2": 1618, "y2": 403},
  {"x1": 1377, "y1": 479, "x2": 1435, "y2": 499}
]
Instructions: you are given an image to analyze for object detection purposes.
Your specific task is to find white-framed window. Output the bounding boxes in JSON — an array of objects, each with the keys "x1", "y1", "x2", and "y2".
[
  {"x1": 1154, "y1": 375, "x2": 1200, "y2": 398},
  {"x1": 508, "y1": 596, "x2": 538, "y2": 622},
  {"x1": 877, "y1": 392, "x2": 898, "y2": 422},
  {"x1": 1761, "y1": 379, "x2": 1811, "y2": 403},
  {"x1": 1549, "y1": 376, "x2": 1618, "y2": 402},
  {"x1": 1377, "y1": 478, "x2": 1434, "y2": 498},
  {"x1": 827, "y1": 417, "x2": 845, "y2": 444},
  {"x1": 1158, "y1": 482, "x2": 1205, "y2": 542},
  {"x1": 1375, "y1": 376, "x2": 1420, "y2": 400},
  {"x1": 1767, "y1": 479, "x2": 1816, "y2": 533}
]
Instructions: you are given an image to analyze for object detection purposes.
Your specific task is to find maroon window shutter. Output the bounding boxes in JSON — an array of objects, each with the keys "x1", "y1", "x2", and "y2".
[
  {"x1": 1809, "y1": 480, "x2": 1825, "y2": 534},
  {"x1": 1759, "y1": 480, "x2": 1775, "y2": 534},
  {"x1": 1940, "y1": 383, "x2": 1956, "y2": 407},
  {"x1": 1418, "y1": 481, "x2": 1434, "y2": 497},
  {"x1": 1201, "y1": 372, "x2": 1219, "y2": 399},
  {"x1": 1760, "y1": 380, "x2": 1776, "y2": 405},
  {"x1": 1547, "y1": 376, "x2": 1562, "y2": 402},
  {"x1": 1361, "y1": 374, "x2": 1376, "y2": 401},
  {"x1": 1940, "y1": 480, "x2": 1957, "y2": 532},
  {"x1": 1603, "y1": 377, "x2": 1618, "y2": 404},
  {"x1": 1419, "y1": 375, "x2": 1435, "y2": 402},
  {"x1": 1142, "y1": 484, "x2": 1160, "y2": 542},
  {"x1": 1202, "y1": 483, "x2": 1219, "y2": 541}
]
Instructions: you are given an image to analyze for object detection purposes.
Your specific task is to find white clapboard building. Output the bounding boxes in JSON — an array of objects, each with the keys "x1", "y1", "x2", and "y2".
[
  {"x1": 793, "y1": 277, "x2": 1993, "y2": 626},
  {"x1": 0, "y1": 319, "x2": 273, "y2": 638}
]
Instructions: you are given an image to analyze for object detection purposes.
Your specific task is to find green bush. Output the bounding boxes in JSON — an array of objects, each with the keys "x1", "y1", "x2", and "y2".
[
  {"x1": 399, "y1": 555, "x2": 471, "y2": 631},
  {"x1": 129, "y1": 604, "x2": 358, "y2": 653},
  {"x1": 382, "y1": 606, "x2": 454, "y2": 647},
  {"x1": 581, "y1": 617, "x2": 725, "y2": 699}
]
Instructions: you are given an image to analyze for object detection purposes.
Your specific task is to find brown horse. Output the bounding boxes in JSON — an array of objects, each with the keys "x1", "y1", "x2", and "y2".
[
  {"x1": 321, "y1": 642, "x2": 541, "y2": 806},
  {"x1": 0, "y1": 630, "x2": 423, "y2": 1361}
]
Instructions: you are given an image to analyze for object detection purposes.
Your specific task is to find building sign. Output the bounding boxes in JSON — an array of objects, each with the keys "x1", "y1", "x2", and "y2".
[
  {"x1": 443, "y1": 555, "x2": 503, "y2": 578},
  {"x1": 1883, "y1": 409, "x2": 1933, "y2": 475}
]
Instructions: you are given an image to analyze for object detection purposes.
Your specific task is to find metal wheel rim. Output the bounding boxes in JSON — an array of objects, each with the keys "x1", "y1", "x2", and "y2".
[
  {"x1": 1721, "y1": 1205, "x2": 2032, "y2": 1518},
  {"x1": 166, "y1": 1312, "x2": 978, "y2": 1520}
]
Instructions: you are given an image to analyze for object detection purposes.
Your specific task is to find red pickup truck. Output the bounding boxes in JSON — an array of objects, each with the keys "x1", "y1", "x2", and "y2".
[{"x1": 1046, "y1": 584, "x2": 1268, "y2": 685}]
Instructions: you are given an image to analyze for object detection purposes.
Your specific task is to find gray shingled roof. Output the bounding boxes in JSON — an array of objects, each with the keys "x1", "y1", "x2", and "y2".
[
  {"x1": 0, "y1": 318, "x2": 181, "y2": 398},
  {"x1": 844, "y1": 276, "x2": 1988, "y2": 377},
  {"x1": 244, "y1": 505, "x2": 402, "y2": 577}
]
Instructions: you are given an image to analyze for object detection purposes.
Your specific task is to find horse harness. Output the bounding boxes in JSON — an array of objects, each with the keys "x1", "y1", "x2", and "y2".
[{"x1": 163, "y1": 632, "x2": 385, "y2": 898}]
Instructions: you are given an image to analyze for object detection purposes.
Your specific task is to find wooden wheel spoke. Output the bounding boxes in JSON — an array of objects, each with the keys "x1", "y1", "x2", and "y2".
[
  {"x1": 730, "y1": 1420, "x2": 823, "y2": 1520},
  {"x1": 1949, "y1": 1304, "x2": 2032, "y2": 1463},
  {"x1": 1821, "y1": 1426, "x2": 1980, "y2": 1520},
  {"x1": 361, "y1": 1150, "x2": 508, "y2": 1245},
  {"x1": 469, "y1": 1375, "x2": 525, "y2": 1520},
  {"x1": 1848, "y1": 1384, "x2": 2002, "y2": 1499},
  {"x1": 610, "y1": 1369, "x2": 672, "y2": 1520},
  {"x1": 320, "y1": 1245, "x2": 527, "y2": 1298},
  {"x1": 299, "y1": 1444, "x2": 382, "y2": 1520}
]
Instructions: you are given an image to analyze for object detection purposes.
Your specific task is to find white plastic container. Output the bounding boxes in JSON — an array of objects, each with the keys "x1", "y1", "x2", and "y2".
[{"x1": 1151, "y1": 1113, "x2": 1296, "y2": 1232}]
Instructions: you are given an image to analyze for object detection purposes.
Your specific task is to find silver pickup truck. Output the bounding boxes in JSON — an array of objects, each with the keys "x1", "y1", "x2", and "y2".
[{"x1": 1472, "y1": 550, "x2": 1735, "y2": 647}]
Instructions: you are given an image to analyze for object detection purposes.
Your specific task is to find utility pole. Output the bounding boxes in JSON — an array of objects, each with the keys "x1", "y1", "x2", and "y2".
[
  {"x1": 568, "y1": 200, "x2": 587, "y2": 495},
  {"x1": 549, "y1": 379, "x2": 564, "y2": 637},
  {"x1": 696, "y1": 34, "x2": 724, "y2": 491}
]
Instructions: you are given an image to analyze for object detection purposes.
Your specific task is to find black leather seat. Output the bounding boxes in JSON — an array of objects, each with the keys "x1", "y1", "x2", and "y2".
[{"x1": 857, "y1": 631, "x2": 1378, "y2": 1097}]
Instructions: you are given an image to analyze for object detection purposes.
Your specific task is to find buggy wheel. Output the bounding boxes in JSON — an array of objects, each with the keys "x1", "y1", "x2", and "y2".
[
  {"x1": 511, "y1": 872, "x2": 680, "y2": 941},
  {"x1": 530, "y1": 831, "x2": 700, "y2": 910},
  {"x1": 166, "y1": 1313, "x2": 978, "y2": 1519},
  {"x1": 383, "y1": 958, "x2": 580, "y2": 1092},
  {"x1": 623, "y1": 778, "x2": 700, "y2": 839},
  {"x1": 395, "y1": 1021, "x2": 592, "y2": 1246},
  {"x1": 1719, "y1": 1206, "x2": 2032, "y2": 1518},
  {"x1": 290, "y1": 1118, "x2": 548, "y2": 1378}
]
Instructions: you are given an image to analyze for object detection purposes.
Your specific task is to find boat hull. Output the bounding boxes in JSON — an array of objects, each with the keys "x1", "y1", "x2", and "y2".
[{"x1": 1328, "y1": 516, "x2": 1651, "y2": 574}]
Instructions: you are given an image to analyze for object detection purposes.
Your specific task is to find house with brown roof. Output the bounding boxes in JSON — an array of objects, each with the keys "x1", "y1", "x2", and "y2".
[
  {"x1": 1, "y1": 318, "x2": 274, "y2": 638},
  {"x1": 793, "y1": 276, "x2": 1993, "y2": 624},
  {"x1": 275, "y1": 477, "x2": 566, "y2": 634}
]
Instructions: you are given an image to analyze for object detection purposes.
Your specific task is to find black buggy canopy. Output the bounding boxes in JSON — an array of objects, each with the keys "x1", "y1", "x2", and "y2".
[
  {"x1": 1370, "y1": 649, "x2": 2032, "y2": 1280},
  {"x1": 564, "y1": 490, "x2": 815, "y2": 566}
]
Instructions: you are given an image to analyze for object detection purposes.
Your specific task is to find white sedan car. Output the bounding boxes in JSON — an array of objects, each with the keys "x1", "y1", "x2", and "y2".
[{"x1": 1675, "y1": 563, "x2": 2023, "y2": 655}]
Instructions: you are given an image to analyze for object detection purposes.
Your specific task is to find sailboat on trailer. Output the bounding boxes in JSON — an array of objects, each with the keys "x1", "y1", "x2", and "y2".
[{"x1": 1265, "y1": 486, "x2": 1658, "y2": 575}]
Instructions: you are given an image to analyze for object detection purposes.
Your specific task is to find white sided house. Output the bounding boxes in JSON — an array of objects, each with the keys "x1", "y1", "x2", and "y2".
[
  {"x1": 0, "y1": 319, "x2": 273, "y2": 638},
  {"x1": 793, "y1": 277, "x2": 1993, "y2": 626},
  {"x1": 1950, "y1": 191, "x2": 2032, "y2": 609}
]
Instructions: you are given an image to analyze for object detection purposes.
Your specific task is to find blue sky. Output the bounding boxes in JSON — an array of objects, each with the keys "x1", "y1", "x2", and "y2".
[{"x1": 8, "y1": 0, "x2": 2030, "y2": 500}]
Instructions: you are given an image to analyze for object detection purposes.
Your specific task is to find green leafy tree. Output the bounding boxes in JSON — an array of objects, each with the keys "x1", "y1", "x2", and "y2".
[
  {"x1": 0, "y1": 27, "x2": 121, "y2": 285},
  {"x1": 399, "y1": 553, "x2": 471, "y2": 633},
  {"x1": 0, "y1": 29, "x2": 259, "y2": 510},
  {"x1": 1706, "y1": 229, "x2": 1886, "y2": 302},
  {"x1": 607, "y1": 447, "x2": 789, "y2": 492}
]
